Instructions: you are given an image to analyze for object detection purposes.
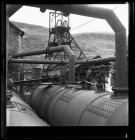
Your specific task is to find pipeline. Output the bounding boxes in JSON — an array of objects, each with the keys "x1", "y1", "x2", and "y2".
[
  {"x1": 8, "y1": 57, "x2": 116, "y2": 64},
  {"x1": 8, "y1": 58, "x2": 68, "y2": 64},
  {"x1": 12, "y1": 79, "x2": 61, "y2": 86},
  {"x1": 9, "y1": 55, "x2": 128, "y2": 64},
  {"x1": 8, "y1": 78, "x2": 93, "y2": 87},
  {"x1": 12, "y1": 45, "x2": 72, "y2": 58}
]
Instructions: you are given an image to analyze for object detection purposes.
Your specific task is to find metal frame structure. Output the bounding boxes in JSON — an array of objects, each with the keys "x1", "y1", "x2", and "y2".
[
  {"x1": 43, "y1": 11, "x2": 86, "y2": 79},
  {"x1": 47, "y1": 11, "x2": 85, "y2": 58}
]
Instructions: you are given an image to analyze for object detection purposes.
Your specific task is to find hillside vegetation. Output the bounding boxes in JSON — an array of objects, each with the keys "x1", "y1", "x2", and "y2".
[
  {"x1": 12, "y1": 21, "x2": 116, "y2": 59},
  {"x1": 74, "y1": 32, "x2": 115, "y2": 58}
]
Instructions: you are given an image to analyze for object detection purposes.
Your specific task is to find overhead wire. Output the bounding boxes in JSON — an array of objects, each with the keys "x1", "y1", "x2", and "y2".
[{"x1": 70, "y1": 5, "x2": 121, "y2": 32}]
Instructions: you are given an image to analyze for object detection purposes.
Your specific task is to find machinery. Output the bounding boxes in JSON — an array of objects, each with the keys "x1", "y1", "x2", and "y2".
[{"x1": 6, "y1": 5, "x2": 128, "y2": 126}]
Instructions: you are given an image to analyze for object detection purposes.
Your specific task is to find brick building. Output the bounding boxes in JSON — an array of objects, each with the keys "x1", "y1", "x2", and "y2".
[
  {"x1": 8, "y1": 21, "x2": 24, "y2": 57},
  {"x1": 8, "y1": 21, "x2": 24, "y2": 81}
]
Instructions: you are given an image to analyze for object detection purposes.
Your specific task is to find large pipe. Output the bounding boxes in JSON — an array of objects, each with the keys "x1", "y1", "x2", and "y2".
[
  {"x1": 13, "y1": 45, "x2": 75, "y2": 82},
  {"x1": 8, "y1": 58, "x2": 68, "y2": 64},
  {"x1": 9, "y1": 55, "x2": 128, "y2": 64},
  {"x1": 77, "y1": 57, "x2": 115, "y2": 64},
  {"x1": 12, "y1": 46, "x2": 63, "y2": 58},
  {"x1": 8, "y1": 57, "x2": 115, "y2": 64},
  {"x1": 13, "y1": 78, "x2": 52, "y2": 85},
  {"x1": 13, "y1": 45, "x2": 74, "y2": 58},
  {"x1": 60, "y1": 45, "x2": 75, "y2": 82}
]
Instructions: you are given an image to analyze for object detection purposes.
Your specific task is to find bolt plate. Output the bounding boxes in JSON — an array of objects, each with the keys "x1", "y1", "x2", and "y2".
[{"x1": 86, "y1": 97, "x2": 126, "y2": 118}]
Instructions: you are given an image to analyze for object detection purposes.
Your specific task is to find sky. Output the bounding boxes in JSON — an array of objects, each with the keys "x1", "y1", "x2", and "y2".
[{"x1": 9, "y1": 4, "x2": 129, "y2": 35}]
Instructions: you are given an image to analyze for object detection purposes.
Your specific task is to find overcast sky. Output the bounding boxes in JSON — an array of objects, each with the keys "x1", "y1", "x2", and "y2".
[{"x1": 9, "y1": 4, "x2": 129, "y2": 35}]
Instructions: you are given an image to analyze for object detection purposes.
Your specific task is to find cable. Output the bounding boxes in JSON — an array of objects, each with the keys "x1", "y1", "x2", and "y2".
[
  {"x1": 71, "y1": 19, "x2": 95, "y2": 32},
  {"x1": 71, "y1": 5, "x2": 121, "y2": 32}
]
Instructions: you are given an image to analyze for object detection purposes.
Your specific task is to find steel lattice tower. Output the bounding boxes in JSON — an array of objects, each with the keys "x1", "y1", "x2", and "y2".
[{"x1": 43, "y1": 11, "x2": 86, "y2": 76}]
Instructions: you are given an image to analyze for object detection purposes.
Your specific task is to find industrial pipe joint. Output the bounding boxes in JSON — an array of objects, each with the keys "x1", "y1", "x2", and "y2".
[{"x1": 58, "y1": 45, "x2": 76, "y2": 82}]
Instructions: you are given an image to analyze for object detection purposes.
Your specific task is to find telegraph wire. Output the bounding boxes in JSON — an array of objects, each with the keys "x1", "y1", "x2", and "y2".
[
  {"x1": 71, "y1": 5, "x2": 121, "y2": 32},
  {"x1": 71, "y1": 19, "x2": 95, "y2": 32}
]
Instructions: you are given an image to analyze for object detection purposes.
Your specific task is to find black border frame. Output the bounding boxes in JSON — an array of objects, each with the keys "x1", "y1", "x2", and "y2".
[{"x1": 1, "y1": 0, "x2": 134, "y2": 139}]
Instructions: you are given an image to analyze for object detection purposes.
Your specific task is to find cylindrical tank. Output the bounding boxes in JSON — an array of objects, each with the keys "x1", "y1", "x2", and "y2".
[
  {"x1": 7, "y1": 93, "x2": 49, "y2": 126},
  {"x1": 30, "y1": 85, "x2": 64, "y2": 121},
  {"x1": 30, "y1": 85, "x2": 128, "y2": 126}
]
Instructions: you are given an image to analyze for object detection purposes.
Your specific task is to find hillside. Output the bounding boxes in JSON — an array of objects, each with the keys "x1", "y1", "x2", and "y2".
[
  {"x1": 11, "y1": 21, "x2": 116, "y2": 59},
  {"x1": 12, "y1": 21, "x2": 49, "y2": 59},
  {"x1": 12, "y1": 21, "x2": 49, "y2": 36},
  {"x1": 73, "y1": 32, "x2": 115, "y2": 58}
]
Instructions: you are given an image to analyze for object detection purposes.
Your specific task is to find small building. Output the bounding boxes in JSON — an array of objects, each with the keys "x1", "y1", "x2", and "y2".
[
  {"x1": 8, "y1": 21, "x2": 25, "y2": 82},
  {"x1": 8, "y1": 21, "x2": 24, "y2": 57},
  {"x1": 7, "y1": 21, "x2": 25, "y2": 94}
]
